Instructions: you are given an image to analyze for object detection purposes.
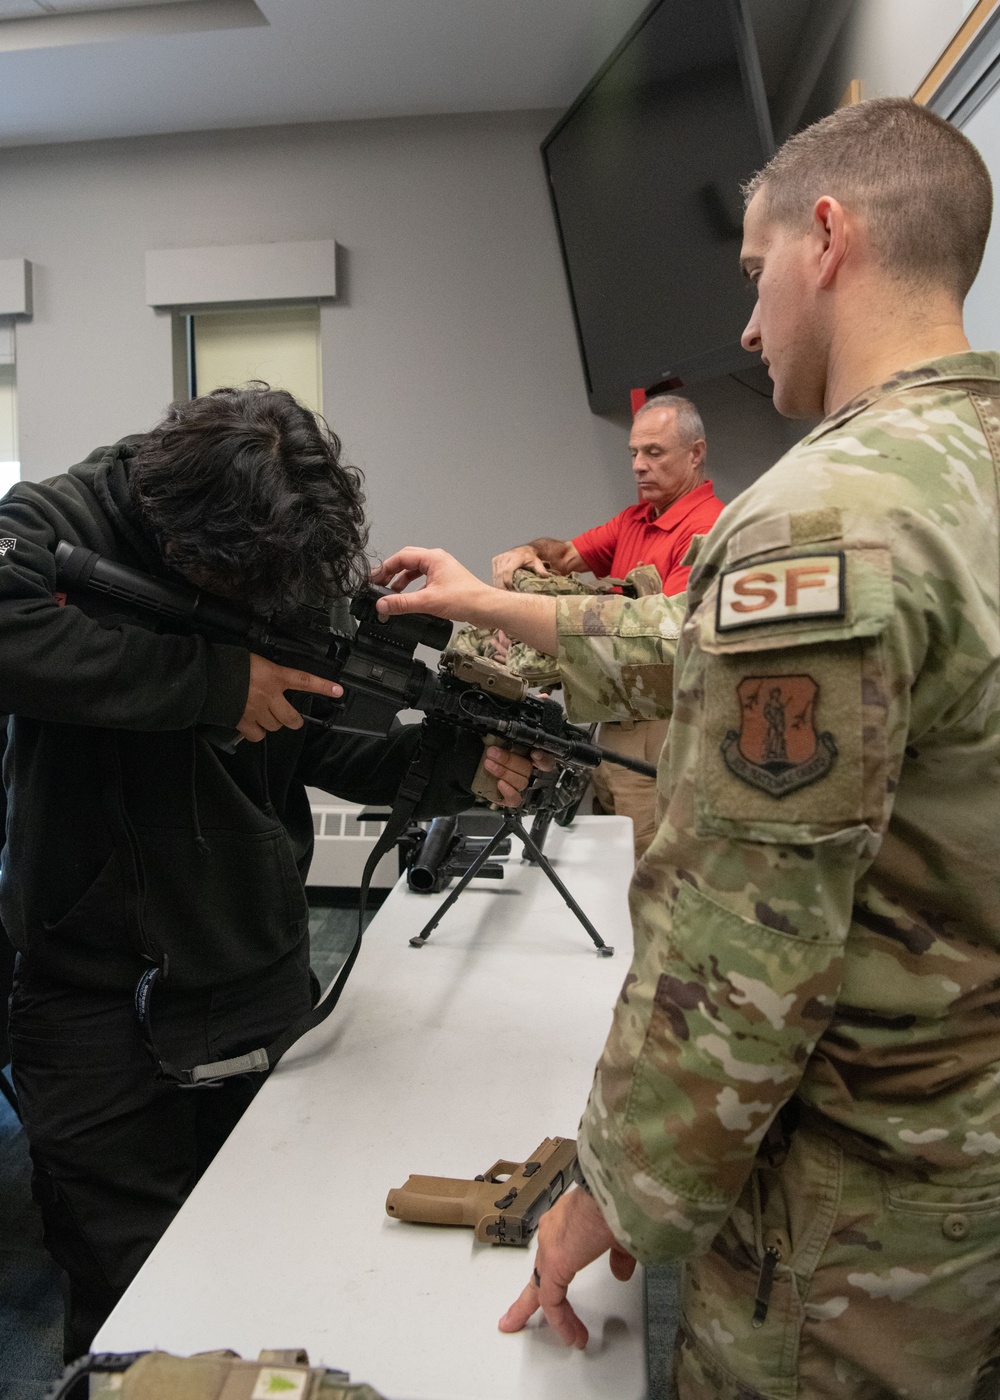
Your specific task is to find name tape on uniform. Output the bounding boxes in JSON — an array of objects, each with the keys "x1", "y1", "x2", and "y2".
[{"x1": 716, "y1": 552, "x2": 845, "y2": 632}]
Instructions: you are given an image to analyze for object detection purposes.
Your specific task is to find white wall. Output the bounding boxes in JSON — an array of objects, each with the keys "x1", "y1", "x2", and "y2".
[
  {"x1": 0, "y1": 110, "x2": 797, "y2": 579},
  {"x1": 811, "y1": 0, "x2": 976, "y2": 114},
  {"x1": 686, "y1": 375, "x2": 805, "y2": 503},
  {"x1": 953, "y1": 81, "x2": 1000, "y2": 352}
]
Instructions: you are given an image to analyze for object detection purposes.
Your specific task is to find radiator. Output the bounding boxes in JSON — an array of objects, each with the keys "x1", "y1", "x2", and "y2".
[{"x1": 306, "y1": 789, "x2": 398, "y2": 889}]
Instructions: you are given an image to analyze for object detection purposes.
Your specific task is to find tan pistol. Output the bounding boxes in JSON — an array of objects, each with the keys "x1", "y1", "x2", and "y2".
[{"x1": 385, "y1": 1135, "x2": 580, "y2": 1246}]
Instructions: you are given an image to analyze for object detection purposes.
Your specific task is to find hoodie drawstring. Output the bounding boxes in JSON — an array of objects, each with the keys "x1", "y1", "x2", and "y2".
[{"x1": 190, "y1": 729, "x2": 210, "y2": 855}]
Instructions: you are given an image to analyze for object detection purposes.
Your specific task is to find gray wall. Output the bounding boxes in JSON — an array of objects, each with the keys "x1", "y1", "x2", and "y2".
[
  {"x1": 808, "y1": 0, "x2": 974, "y2": 117},
  {"x1": 0, "y1": 110, "x2": 798, "y2": 580}
]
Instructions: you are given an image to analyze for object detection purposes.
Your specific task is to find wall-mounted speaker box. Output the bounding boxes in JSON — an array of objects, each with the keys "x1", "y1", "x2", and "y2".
[{"x1": 0, "y1": 260, "x2": 32, "y2": 318}]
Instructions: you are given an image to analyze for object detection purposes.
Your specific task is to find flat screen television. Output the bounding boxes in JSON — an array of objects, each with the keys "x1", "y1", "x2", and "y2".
[{"x1": 542, "y1": 0, "x2": 774, "y2": 413}]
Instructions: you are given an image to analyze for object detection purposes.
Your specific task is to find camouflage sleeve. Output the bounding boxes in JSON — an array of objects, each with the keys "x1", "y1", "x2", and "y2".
[
  {"x1": 555, "y1": 593, "x2": 686, "y2": 724},
  {"x1": 577, "y1": 537, "x2": 927, "y2": 1263}
]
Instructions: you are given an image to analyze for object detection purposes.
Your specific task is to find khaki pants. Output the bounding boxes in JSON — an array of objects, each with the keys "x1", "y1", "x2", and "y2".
[{"x1": 590, "y1": 718, "x2": 669, "y2": 862}]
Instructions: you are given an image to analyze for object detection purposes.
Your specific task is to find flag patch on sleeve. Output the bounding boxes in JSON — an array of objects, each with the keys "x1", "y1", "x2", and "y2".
[{"x1": 716, "y1": 552, "x2": 844, "y2": 632}]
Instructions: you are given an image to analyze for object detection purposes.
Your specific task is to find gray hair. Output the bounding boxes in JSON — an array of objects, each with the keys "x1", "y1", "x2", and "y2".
[{"x1": 634, "y1": 393, "x2": 705, "y2": 447}]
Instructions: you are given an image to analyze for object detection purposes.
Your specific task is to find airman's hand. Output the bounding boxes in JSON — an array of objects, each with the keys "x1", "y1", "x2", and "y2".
[
  {"x1": 371, "y1": 547, "x2": 560, "y2": 664},
  {"x1": 372, "y1": 548, "x2": 494, "y2": 625},
  {"x1": 498, "y1": 1187, "x2": 634, "y2": 1348},
  {"x1": 492, "y1": 546, "x2": 551, "y2": 590},
  {"x1": 239, "y1": 654, "x2": 343, "y2": 743}
]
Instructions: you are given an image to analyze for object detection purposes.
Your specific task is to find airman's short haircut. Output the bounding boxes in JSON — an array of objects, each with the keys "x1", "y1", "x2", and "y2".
[{"x1": 744, "y1": 97, "x2": 992, "y2": 301}]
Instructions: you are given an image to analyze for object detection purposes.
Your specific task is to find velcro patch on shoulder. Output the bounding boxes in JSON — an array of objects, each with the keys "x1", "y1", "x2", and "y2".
[
  {"x1": 699, "y1": 642, "x2": 870, "y2": 833},
  {"x1": 716, "y1": 553, "x2": 844, "y2": 633},
  {"x1": 725, "y1": 513, "x2": 791, "y2": 564}
]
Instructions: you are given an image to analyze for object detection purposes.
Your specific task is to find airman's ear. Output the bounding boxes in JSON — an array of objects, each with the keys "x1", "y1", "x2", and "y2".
[{"x1": 813, "y1": 196, "x2": 850, "y2": 290}]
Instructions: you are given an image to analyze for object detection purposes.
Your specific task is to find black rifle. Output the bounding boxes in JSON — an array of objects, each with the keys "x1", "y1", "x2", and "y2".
[{"x1": 54, "y1": 542, "x2": 657, "y2": 784}]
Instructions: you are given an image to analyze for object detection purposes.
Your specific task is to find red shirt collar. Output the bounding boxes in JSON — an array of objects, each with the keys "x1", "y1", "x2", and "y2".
[{"x1": 641, "y1": 479, "x2": 718, "y2": 532}]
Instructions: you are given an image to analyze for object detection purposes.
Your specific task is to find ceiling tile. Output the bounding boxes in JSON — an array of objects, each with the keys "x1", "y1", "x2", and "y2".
[
  {"x1": 0, "y1": 0, "x2": 803, "y2": 150},
  {"x1": 38, "y1": 0, "x2": 203, "y2": 11}
]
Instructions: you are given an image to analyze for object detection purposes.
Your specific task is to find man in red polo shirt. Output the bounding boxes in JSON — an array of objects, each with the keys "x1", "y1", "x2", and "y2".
[{"x1": 491, "y1": 395, "x2": 724, "y2": 858}]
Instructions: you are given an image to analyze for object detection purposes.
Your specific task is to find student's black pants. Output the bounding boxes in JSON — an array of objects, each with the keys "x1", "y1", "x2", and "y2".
[
  {"x1": 0, "y1": 920, "x2": 15, "y2": 1067},
  {"x1": 8, "y1": 944, "x2": 313, "y2": 1361}
]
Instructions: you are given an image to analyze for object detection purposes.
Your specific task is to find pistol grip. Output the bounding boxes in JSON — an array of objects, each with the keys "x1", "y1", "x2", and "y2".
[
  {"x1": 385, "y1": 1175, "x2": 486, "y2": 1229},
  {"x1": 471, "y1": 733, "x2": 507, "y2": 806}
]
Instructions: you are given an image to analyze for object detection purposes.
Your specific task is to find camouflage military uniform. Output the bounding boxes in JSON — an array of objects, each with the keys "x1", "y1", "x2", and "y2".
[
  {"x1": 450, "y1": 565, "x2": 664, "y2": 689},
  {"x1": 556, "y1": 353, "x2": 1000, "y2": 1399},
  {"x1": 451, "y1": 565, "x2": 668, "y2": 855}
]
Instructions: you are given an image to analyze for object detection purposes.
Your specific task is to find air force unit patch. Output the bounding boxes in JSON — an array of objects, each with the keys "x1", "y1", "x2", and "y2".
[
  {"x1": 721, "y1": 674, "x2": 837, "y2": 796},
  {"x1": 717, "y1": 552, "x2": 844, "y2": 632}
]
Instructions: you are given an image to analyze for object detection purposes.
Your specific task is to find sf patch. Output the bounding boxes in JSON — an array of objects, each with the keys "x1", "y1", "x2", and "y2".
[
  {"x1": 721, "y1": 674, "x2": 837, "y2": 797},
  {"x1": 717, "y1": 553, "x2": 844, "y2": 632}
]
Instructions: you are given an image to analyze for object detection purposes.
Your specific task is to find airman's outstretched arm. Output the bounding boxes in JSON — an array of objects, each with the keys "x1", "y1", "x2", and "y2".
[{"x1": 372, "y1": 547, "x2": 684, "y2": 724}]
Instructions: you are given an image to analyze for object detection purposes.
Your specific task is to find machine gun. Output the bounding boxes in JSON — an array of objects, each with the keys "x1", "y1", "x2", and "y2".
[
  {"x1": 403, "y1": 815, "x2": 511, "y2": 893},
  {"x1": 53, "y1": 543, "x2": 656, "y2": 795},
  {"x1": 401, "y1": 762, "x2": 585, "y2": 898},
  {"x1": 400, "y1": 738, "x2": 591, "y2": 889},
  {"x1": 385, "y1": 1135, "x2": 580, "y2": 1246}
]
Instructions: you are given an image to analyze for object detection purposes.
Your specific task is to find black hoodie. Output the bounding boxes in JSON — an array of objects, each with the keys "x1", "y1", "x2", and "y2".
[{"x1": 0, "y1": 440, "x2": 479, "y2": 990}]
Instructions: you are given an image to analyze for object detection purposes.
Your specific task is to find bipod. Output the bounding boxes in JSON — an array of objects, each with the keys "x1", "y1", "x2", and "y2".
[
  {"x1": 408, "y1": 810, "x2": 613, "y2": 956},
  {"x1": 525, "y1": 806, "x2": 554, "y2": 862}
]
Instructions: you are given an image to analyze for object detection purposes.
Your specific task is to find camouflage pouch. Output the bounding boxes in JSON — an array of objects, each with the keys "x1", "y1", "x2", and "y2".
[
  {"x1": 74, "y1": 1349, "x2": 385, "y2": 1400},
  {"x1": 509, "y1": 568, "x2": 594, "y2": 596},
  {"x1": 448, "y1": 623, "x2": 503, "y2": 661},
  {"x1": 495, "y1": 565, "x2": 665, "y2": 687},
  {"x1": 450, "y1": 563, "x2": 664, "y2": 689},
  {"x1": 510, "y1": 563, "x2": 663, "y2": 598},
  {"x1": 618, "y1": 562, "x2": 663, "y2": 597}
]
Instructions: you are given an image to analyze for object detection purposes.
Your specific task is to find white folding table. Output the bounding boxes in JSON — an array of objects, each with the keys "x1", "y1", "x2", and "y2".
[{"x1": 95, "y1": 815, "x2": 646, "y2": 1400}]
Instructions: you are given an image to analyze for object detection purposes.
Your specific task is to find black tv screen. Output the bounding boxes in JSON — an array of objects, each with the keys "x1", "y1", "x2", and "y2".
[{"x1": 542, "y1": 0, "x2": 774, "y2": 413}]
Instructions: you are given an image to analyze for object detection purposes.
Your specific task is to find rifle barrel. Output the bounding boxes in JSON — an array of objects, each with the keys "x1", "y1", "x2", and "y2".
[{"x1": 596, "y1": 748, "x2": 658, "y2": 778}]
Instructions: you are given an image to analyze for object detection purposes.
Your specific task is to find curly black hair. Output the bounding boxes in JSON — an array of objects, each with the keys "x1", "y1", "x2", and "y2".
[{"x1": 128, "y1": 385, "x2": 369, "y2": 616}]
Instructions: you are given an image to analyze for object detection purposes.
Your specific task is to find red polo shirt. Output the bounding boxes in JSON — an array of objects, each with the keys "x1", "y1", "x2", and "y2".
[{"x1": 572, "y1": 480, "x2": 725, "y2": 595}]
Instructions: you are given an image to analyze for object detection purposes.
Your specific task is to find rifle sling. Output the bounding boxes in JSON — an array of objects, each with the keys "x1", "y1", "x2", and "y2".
[{"x1": 139, "y1": 721, "x2": 451, "y2": 1087}]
